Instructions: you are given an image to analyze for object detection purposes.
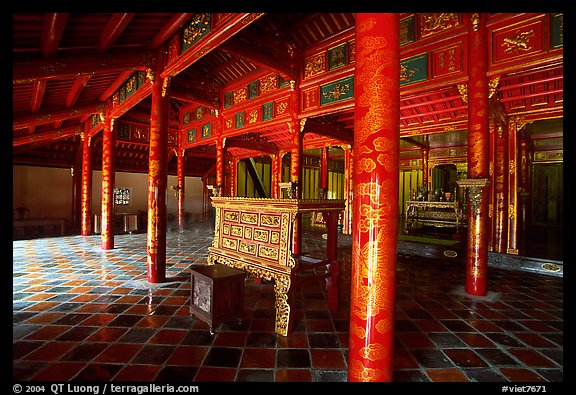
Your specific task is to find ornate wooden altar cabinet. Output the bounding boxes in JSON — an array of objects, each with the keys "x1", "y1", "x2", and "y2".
[
  {"x1": 404, "y1": 200, "x2": 465, "y2": 234},
  {"x1": 207, "y1": 197, "x2": 346, "y2": 336}
]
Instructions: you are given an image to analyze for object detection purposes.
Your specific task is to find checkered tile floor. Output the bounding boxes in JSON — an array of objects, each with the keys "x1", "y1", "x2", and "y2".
[{"x1": 13, "y1": 223, "x2": 563, "y2": 382}]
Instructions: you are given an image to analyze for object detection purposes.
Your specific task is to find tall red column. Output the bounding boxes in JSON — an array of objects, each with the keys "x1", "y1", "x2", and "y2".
[
  {"x1": 101, "y1": 109, "x2": 115, "y2": 250},
  {"x1": 290, "y1": 118, "x2": 303, "y2": 254},
  {"x1": 348, "y1": 13, "x2": 399, "y2": 382},
  {"x1": 342, "y1": 145, "x2": 353, "y2": 234},
  {"x1": 421, "y1": 146, "x2": 429, "y2": 192},
  {"x1": 492, "y1": 122, "x2": 508, "y2": 253},
  {"x1": 271, "y1": 153, "x2": 279, "y2": 198},
  {"x1": 147, "y1": 68, "x2": 170, "y2": 283},
  {"x1": 215, "y1": 137, "x2": 225, "y2": 197},
  {"x1": 320, "y1": 146, "x2": 329, "y2": 198},
  {"x1": 71, "y1": 162, "x2": 82, "y2": 232},
  {"x1": 289, "y1": 81, "x2": 303, "y2": 254},
  {"x1": 177, "y1": 148, "x2": 185, "y2": 233},
  {"x1": 80, "y1": 131, "x2": 92, "y2": 236},
  {"x1": 464, "y1": 13, "x2": 490, "y2": 296}
]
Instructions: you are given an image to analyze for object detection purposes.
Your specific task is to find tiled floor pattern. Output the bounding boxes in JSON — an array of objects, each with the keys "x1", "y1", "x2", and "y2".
[{"x1": 13, "y1": 224, "x2": 563, "y2": 382}]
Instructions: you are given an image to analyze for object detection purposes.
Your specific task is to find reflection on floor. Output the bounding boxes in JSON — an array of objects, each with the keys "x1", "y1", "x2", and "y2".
[{"x1": 13, "y1": 223, "x2": 563, "y2": 382}]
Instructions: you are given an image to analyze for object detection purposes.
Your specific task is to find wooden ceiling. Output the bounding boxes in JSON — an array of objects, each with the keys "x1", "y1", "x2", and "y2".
[{"x1": 12, "y1": 13, "x2": 563, "y2": 176}]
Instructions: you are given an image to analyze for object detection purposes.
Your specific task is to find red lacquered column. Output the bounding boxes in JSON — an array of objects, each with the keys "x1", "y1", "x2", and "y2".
[
  {"x1": 348, "y1": 13, "x2": 399, "y2": 383},
  {"x1": 147, "y1": 71, "x2": 170, "y2": 283},
  {"x1": 80, "y1": 131, "x2": 92, "y2": 236},
  {"x1": 216, "y1": 137, "x2": 225, "y2": 196},
  {"x1": 492, "y1": 123, "x2": 508, "y2": 253},
  {"x1": 289, "y1": 119, "x2": 303, "y2": 255},
  {"x1": 177, "y1": 148, "x2": 185, "y2": 233},
  {"x1": 343, "y1": 145, "x2": 353, "y2": 235},
  {"x1": 101, "y1": 109, "x2": 115, "y2": 250},
  {"x1": 320, "y1": 146, "x2": 329, "y2": 198},
  {"x1": 465, "y1": 13, "x2": 490, "y2": 296},
  {"x1": 271, "y1": 153, "x2": 279, "y2": 198},
  {"x1": 421, "y1": 146, "x2": 429, "y2": 191},
  {"x1": 289, "y1": 79, "x2": 303, "y2": 253}
]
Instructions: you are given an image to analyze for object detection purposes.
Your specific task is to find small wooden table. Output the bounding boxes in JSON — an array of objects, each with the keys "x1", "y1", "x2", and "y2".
[{"x1": 189, "y1": 264, "x2": 246, "y2": 334}]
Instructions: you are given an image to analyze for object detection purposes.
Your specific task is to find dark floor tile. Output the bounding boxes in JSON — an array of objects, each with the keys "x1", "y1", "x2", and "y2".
[
  {"x1": 94, "y1": 343, "x2": 141, "y2": 363},
  {"x1": 428, "y1": 332, "x2": 467, "y2": 348},
  {"x1": 310, "y1": 349, "x2": 346, "y2": 369},
  {"x1": 439, "y1": 319, "x2": 476, "y2": 332},
  {"x1": 117, "y1": 328, "x2": 157, "y2": 343},
  {"x1": 55, "y1": 326, "x2": 99, "y2": 341},
  {"x1": 534, "y1": 369, "x2": 563, "y2": 382},
  {"x1": 240, "y1": 348, "x2": 276, "y2": 368},
  {"x1": 308, "y1": 333, "x2": 340, "y2": 348},
  {"x1": 194, "y1": 367, "x2": 237, "y2": 382},
  {"x1": 485, "y1": 333, "x2": 525, "y2": 347},
  {"x1": 312, "y1": 369, "x2": 348, "y2": 382},
  {"x1": 275, "y1": 368, "x2": 312, "y2": 382},
  {"x1": 508, "y1": 349, "x2": 558, "y2": 368},
  {"x1": 13, "y1": 341, "x2": 44, "y2": 359},
  {"x1": 393, "y1": 369, "x2": 431, "y2": 382},
  {"x1": 245, "y1": 332, "x2": 277, "y2": 348},
  {"x1": 73, "y1": 363, "x2": 123, "y2": 381},
  {"x1": 236, "y1": 369, "x2": 275, "y2": 382},
  {"x1": 463, "y1": 367, "x2": 508, "y2": 382},
  {"x1": 113, "y1": 364, "x2": 161, "y2": 381},
  {"x1": 60, "y1": 342, "x2": 108, "y2": 362},
  {"x1": 203, "y1": 347, "x2": 243, "y2": 368},
  {"x1": 476, "y1": 348, "x2": 520, "y2": 366},
  {"x1": 443, "y1": 348, "x2": 488, "y2": 368},
  {"x1": 13, "y1": 360, "x2": 50, "y2": 381},
  {"x1": 411, "y1": 349, "x2": 454, "y2": 368},
  {"x1": 455, "y1": 332, "x2": 497, "y2": 348},
  {"x1": 395, "y1": 320, "x2": 421, "y2": 332},
  {"x1": 500, "y1": 367, "x2": 547, "y2": 382},
  {"x1": 181, "y1": 330, "x2": 215, "y2": 346},
  {"x1": 396, "y1": 332, "x2": 436, "y2": 349},
  {"x1": 513, "y1": 332, "x2": 557, "y2": 348},
  {"x1": 131, "y1": 345, "x2": 175, "y2": 365},
  {"x1": 277, "y1": 349, "x2": 311, "y2": 368},
  {"x1": 155, "y1": 366, "x2": 198, "y2": 382},
  {"x1": 107, "y1": 314, "x2": 143, "y2": 327}
]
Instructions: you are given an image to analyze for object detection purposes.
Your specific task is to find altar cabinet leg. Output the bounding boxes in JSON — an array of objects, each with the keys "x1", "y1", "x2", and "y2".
[{"x1": 273, "y1": 274, "x2": 293, "y2": 337}]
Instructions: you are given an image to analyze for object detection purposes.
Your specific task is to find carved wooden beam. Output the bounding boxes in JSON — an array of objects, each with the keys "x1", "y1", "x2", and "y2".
[
  {"x1": 41, "y1": 13, "x2": 68, "y2": 57},
  {"x1": 96, "y1": 13, "x2": 135, "y2": 52},
  {"x1": 13, "y1": 50, "x2": 154, "y2": 84},
  {"x1": 14, "y1": 102, "x2": 107, "y2": 129},
  {"x1": 225, "y1": 137, "x2": 278, "y2": 156},
  {"x1": 13, "y1": 124, "x2": 82, "y2": 147}
]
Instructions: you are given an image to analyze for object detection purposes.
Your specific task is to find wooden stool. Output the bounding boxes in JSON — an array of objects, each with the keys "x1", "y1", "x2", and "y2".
[{"x1": 189, "y1": 264, "x2": 246, "y2": 334}]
